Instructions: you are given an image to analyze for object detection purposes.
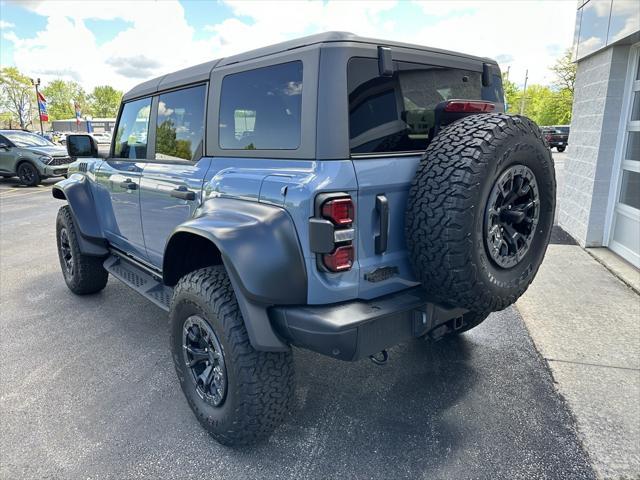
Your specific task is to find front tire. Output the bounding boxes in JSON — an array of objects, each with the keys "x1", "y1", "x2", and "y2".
[
  {"x1": 17, "y1": 162, "x2": 41, "y2": 186},
  {"x1": 170, "y1": 266, "x2": 294, "y2": 446},
  {"x1": 56, "y1": 206, "x2": 109, "y2": 294},
  {"x1": 556, "y1": 146, "x2": 566, "y2": 152}
]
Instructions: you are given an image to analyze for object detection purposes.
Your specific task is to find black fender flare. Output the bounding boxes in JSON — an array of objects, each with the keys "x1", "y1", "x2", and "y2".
[
  {"x1": 52, "y1": 174, "x2": 108, "y2": 256},
  {"x1": 164, "y1": 197, "x2": 307, "y2": 351}
]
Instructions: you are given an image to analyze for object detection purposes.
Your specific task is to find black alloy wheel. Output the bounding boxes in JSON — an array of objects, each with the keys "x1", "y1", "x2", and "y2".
[
  {"x1": 182, "y1": 315, "x2": 227, "y2": 407},
  {"x1": 17, "y1": 163, "x2": 38, "y2": 186},
  {"x1": 484, "y1": 164, "x2": 540, "y2": 269},
  {"x1": 59, "y1": 227, "x2": 74, "y2": 277}
]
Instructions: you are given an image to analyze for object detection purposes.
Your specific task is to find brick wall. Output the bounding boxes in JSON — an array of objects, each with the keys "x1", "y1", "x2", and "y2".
[{"x1": 559, "y1": 44, "x2": 630, "y2": 247}]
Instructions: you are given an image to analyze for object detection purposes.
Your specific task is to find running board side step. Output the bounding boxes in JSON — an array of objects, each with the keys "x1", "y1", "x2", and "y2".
[{"x1": 103, "y1": 254, "x2": 173, "y2": 311}]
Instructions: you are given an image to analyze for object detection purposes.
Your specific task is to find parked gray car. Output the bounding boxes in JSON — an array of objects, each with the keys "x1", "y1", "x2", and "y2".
[{"x1": 0, "y1": 130, "x2": 72, "y2": 186}]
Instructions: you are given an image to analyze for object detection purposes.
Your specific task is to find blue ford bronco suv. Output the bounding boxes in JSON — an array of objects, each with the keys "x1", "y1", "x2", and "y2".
[{"x1": 53, "y1": 32, "x2": 555, "y2": 446}]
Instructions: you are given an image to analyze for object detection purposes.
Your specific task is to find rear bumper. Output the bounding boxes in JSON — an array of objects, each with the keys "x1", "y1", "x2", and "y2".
[{"x1": 269, "y1": 288, "x2": 466, "y2": 361}]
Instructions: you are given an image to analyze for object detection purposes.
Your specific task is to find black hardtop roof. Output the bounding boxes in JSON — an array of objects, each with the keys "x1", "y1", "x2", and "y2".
[{"x1": 123, "y1": 31, "x2": 497, "y2": 101}]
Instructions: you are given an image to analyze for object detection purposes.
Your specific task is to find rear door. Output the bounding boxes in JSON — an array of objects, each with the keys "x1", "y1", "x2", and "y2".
[
  {"x1": 96, "y1": 97, "x2": 152, "y2": 259},
  {"x1": 139, "y1": 84, "x2": 210, "y2": 268},
  {"x1": 347, "y1": 55, "x2": 503, "y2": 299}
]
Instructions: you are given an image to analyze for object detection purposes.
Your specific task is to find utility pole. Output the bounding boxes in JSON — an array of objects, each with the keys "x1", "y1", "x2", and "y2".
[
  {"x1": 519, "y1": 69, "x2": 528, "y2": 115},
  {"x1": 505, "y1": 66, "x2": 510, "y2": 82},
  {"x1": 31, "y1": 78, "x2": 44, "y2": 135}
]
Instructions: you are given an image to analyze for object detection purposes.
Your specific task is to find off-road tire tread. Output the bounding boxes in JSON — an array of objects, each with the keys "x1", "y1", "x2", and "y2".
[
  {"x1": 172, "y1": 266, "x2": 294, "y2": 446},
  {"x1": 406, "y1": 113, "x2": 554, "y2": 313},
  {"x1": 56, "y1": 205, "x2": 108, "y2": 294}
]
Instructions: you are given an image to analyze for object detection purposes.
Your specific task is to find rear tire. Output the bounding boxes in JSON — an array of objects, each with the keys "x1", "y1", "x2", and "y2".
[
  {"x1": 556, "y1": 146, "x2": 566, "y2": 152},
  {"x1": 56, "y1": 206, "x2": 109, "y2": 294},
  {"x1": 170, "y1": 266, "x2": 294, "y2": 446},
  {"x1": 406, "y1": 113, "x2": 555, "y2": 313},
  {"x1": 17, "y1": 162, "x2": 40, "y2": 187}
]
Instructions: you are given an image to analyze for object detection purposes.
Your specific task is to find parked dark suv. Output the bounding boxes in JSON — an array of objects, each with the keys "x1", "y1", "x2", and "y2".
[
  {"x1": 541, "y1": 125, "x2": 569, "y2": 152},
  {"x1": 53, "y1": 32, "x2": 556, "y2": 446}
]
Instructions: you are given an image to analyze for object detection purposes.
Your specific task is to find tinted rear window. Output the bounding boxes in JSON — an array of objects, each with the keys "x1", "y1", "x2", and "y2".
[
  {"x1": 219, "y1": 61, "x2": 302, "y2": 150},
  {"x1": 347, "y1": 58, "x2": 500, "y2": 154}
]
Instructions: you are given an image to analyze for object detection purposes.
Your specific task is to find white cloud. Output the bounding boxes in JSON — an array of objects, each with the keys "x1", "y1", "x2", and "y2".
[
  {"x1": 408, "y1": 1, "x2": 577, "y2": 87},
  {"x1": 201, "y1": 0, "x2": 398, "y2": 59},
  {"x1": 4, "y1": 0, "x2": 577, "y2": 93},
  {"x1": 0, "y1": 20, "x2": 16, "y2": 29},
  {"x1": 4, "y1": 1, "x2": 215, "y2": 91}
]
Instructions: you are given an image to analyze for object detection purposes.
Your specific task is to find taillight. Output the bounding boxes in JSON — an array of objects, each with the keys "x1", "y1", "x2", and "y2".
[
  {"x1": 322, "y1": 197, "x2": 354, "y2": 226},
  {"x1": 323, "y1": 245, "x2": 354, "y2": 272},
  {"x1": 545, "y1": 134, "x2": 552, "y2": 141},
  {"x1": 310, "y1": 194, "x2": 356, "y2": 272},
  {"x1": 444, "y1": 100, "x2": 495, "y2": 113}
]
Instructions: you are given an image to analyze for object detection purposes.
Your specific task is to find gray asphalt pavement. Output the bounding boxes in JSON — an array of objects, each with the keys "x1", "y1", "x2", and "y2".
[{"x1": 0, "y1": 165, "x2": 595, "y2": 480}]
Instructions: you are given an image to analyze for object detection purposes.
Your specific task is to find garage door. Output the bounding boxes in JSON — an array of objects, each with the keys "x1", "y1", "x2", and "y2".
[{"x1": 609, "y1": 44, "x2": 640, "y2": 268}]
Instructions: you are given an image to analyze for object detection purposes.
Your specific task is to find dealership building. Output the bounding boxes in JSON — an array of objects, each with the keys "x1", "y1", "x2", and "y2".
[
  {"x1": 50, "y1": 117, "x2": 116, "y2": 134},
  {"x1": 559, "y1": 0, "x2": 640, "y2": 267}
]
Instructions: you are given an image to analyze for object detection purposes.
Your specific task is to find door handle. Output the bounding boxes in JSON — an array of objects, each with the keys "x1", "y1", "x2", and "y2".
[
  {"x1": 170, "y1": 186, "x2": 196, "y2": 201},
  {"x1": 375, "y1": 194, "x2": 389, "y2": 254},
  {"x1": 119, "y1": 179, "x2": 137, "y2": 190}
]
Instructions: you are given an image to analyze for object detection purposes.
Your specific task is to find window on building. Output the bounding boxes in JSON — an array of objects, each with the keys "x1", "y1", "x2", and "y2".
[
  {"x1": 114, "y1": 97, "x2": 151, "y2": 159},
  {"x1": 347, "y1": 58, "x2": 486, "y2": 154},
  {"x1": 219, "y1": 61, "x2": 303, "y2": 150},
  {"x1": 619, "y1": 170, "x2": 640, "y2": 210},
  {"x1": 626, "y1": 131, "x2": 640, "y2": 162},
  {"x1": 576, "y1": 0, "x2": 610, "y2": 59},
  {"x1": 155, "y1": 85, "x2": 206, "y2": 162}
]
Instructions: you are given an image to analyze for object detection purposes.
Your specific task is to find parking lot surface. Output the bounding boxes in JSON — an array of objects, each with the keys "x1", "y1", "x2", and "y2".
[{"x1": 0, "y1": 172, "x2": 595, "y2": 480}]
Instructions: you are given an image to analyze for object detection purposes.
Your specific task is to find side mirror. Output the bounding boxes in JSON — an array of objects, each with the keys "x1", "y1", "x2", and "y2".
[
  {"x1": 0, "y1": 142, "x2": 10, "y2": 150},
  {"x1": 66, "y1": 134, "x2": 98, "y2": 158}
]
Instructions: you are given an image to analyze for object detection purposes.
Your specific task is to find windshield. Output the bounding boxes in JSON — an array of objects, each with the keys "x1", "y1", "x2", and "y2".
[{"x1": 3, "y1": 131, "x2": 55, "y2": 147}]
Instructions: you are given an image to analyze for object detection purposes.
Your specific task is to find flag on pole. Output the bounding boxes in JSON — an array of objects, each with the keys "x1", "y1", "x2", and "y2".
[
  {"x1": 37, "y1": 92, "x2": 48, "y2": 122},
  {"x1": 74, "y1": 101, "x2": 82, "y2": 126}
]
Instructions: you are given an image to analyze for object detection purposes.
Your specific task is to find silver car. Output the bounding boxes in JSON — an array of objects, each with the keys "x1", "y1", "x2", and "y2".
[{"x1": 0, "y1": 130, "x2": 72, "y2": 186}]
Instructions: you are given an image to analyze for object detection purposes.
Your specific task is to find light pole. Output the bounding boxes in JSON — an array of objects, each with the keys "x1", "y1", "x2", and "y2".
[
  {"x1": 519, "y1": 69, "x2": 529, "y2": 115},
  {"x1": 31, "y1": 78, "x2": 44, "y2": 135}
]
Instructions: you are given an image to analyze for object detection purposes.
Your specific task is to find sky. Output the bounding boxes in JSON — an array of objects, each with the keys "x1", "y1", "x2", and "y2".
[{"x1": 0, "y1": 0, "x2": 579, "y2": 93}]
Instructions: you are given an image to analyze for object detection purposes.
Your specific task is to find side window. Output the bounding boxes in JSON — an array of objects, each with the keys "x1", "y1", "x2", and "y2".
[
  {"x1": 219, "y1": 61, "x2": 303, "y2": 150},
  {"x1": 156, "y1": 84, "x2": 206, "y2": 162},
  {"x1": 113, "y1": 97, "x2": 151, "y2": 159},
  {"x1": 347, "y1": 58, "x2": 485, "y2": 154}
]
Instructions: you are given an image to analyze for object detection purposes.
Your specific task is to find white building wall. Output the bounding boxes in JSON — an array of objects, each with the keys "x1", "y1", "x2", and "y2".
[{"x1": 559, "y1": 44, "x2": 630, "y2": 246}]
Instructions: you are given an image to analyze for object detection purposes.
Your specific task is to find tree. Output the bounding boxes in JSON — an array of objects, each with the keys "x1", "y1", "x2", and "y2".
[
  {"x1": 156, "y1": 119, "x2": 192, "y2": 160},
  {"x1": 502, "y1": 73, "x2": 520, "y2": 113},
  {"x1": 550, "y1": 49, "x2": 577, "y2": 94},
  {"x1": 0, "y1": 67, "x2": 35, "y2": 129},
  {"x1": 520, "y1": 85, "x2": 557, "y2": 125},
  {"x1": 41, "y1": 79, "x2": 88, "y2": 121},
  {"x1": 88, "y1": 85, "x2": 122, "y2": 118},
  {"x1": 501, "y1": 49, "x2": 576, "y2": 125}
]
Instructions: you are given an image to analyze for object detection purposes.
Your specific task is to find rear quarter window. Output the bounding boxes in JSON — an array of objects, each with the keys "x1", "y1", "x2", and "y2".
[{"x1": 219, "y1": 61, "x2": 303, "y2": 150}]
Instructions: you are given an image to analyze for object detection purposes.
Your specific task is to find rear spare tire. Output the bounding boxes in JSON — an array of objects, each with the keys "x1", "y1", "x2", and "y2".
[{"x1": 406, "y1": 113, "x2": 555, "y2": 313}]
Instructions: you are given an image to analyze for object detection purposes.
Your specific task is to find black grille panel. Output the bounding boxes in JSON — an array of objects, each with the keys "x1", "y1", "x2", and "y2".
[{"x1": 48, "y1": 156, "x2": 71, "y2": 166}]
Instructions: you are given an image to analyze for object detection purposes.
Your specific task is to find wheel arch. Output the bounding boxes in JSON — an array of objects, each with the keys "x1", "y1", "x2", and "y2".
[
  {"x1": 15, "y1": 157, "x2": 33, "y2": 167},
  {"x1": 163, "y1": 198, "x2": 307, "y2": 352},
  {"x1": 52, "y1": 175, "x2": 108, "y2": 256},
  {"x1": 15, "y1": 157, "x2": 38, "y2": 173},
  {"x1": 163, "y1": 231, "x2": 224, "y2": 287}
]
